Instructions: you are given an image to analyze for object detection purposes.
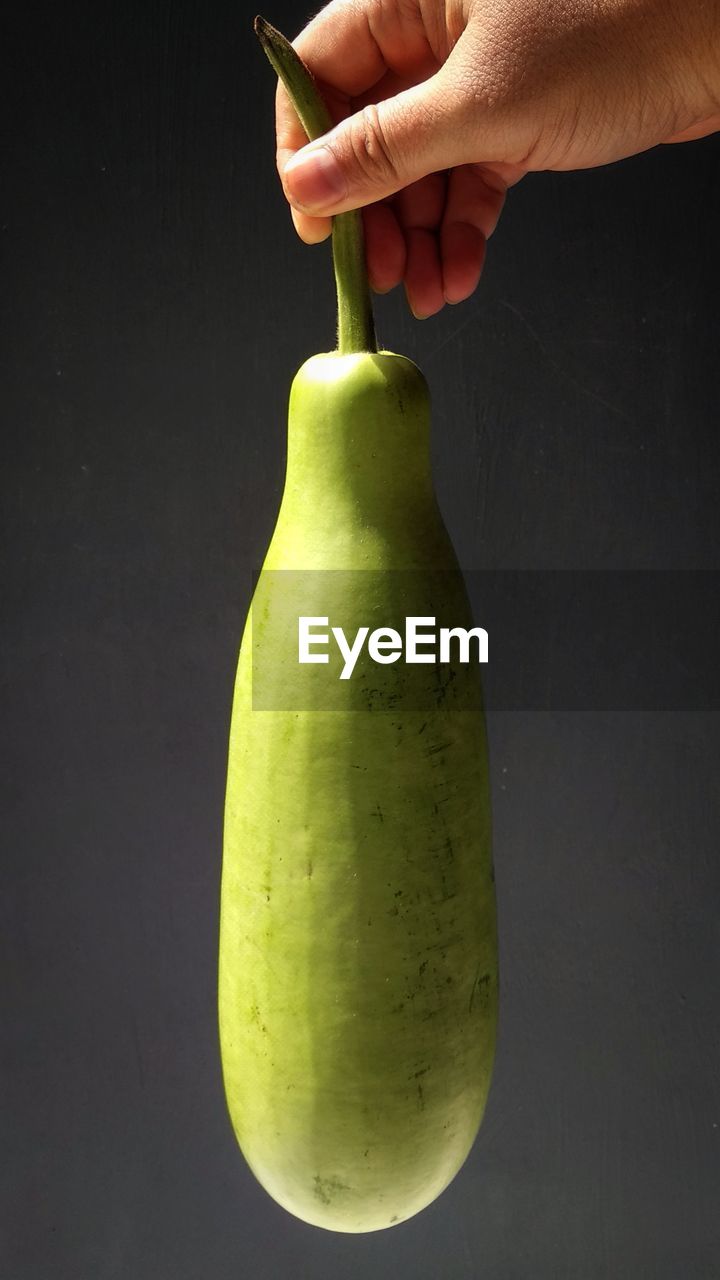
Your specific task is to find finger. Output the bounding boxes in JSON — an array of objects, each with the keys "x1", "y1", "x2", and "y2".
[
  {"x1": 276, "y1": 67, "x2": 411, "y2": 243},
  {"x1": 290, "y1": 205, "x2": 332, "y2": 244},
  {"x1": 404, "y1": 228, "x2": 445, "y2": 319},
  {"x1": 440, "y1": 165, "x2": 507, "y2": 303},
  {"x1": 394, "y1": 171, "x2": 447, "y2": 231},
  {"x1": 441, "y1": 223, "x2": 486, "y2": 304},
  {"x1": 362, "y1": 203, "x2": 406, "y2": 293},
  {"x1": 275, "y1": 75, "x2": 349, "y2": 192},
  {"x1": 276, "y1": 73, "x2": 346, "y2": 243},
  {"x1": 292, "y1": 0, "x2": 437, "y2": 97}
]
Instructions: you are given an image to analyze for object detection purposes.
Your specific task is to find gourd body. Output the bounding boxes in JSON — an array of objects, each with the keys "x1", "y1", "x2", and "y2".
[{"x1": 219, "y1": 352, "x2": 497, "y2": 1232}]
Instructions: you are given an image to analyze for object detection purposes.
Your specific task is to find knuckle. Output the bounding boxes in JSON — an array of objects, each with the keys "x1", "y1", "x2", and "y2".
[{"x1": 346, "y1": 102, "x2": 398, "y2": 186}]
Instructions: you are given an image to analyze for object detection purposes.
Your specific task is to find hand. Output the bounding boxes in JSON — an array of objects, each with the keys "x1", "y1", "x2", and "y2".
[{"x1": 274, "y1": 0, "x2": 720, "y2": 317}]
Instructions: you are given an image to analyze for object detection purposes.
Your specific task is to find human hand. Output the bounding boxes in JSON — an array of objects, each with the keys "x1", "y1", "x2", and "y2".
[{"x1": 274, "y1": 0, "x2": 720, "y2": 317}]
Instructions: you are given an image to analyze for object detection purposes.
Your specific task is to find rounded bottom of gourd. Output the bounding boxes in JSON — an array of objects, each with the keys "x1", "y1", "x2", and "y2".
[{"x1": 239, "y1": 1134, "x2": 479, "y2": 1234}]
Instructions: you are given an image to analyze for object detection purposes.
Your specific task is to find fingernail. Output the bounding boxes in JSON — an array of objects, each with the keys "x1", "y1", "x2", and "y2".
[{"x1": 284, "y1": 145, "x2": 346, "y2": 212}]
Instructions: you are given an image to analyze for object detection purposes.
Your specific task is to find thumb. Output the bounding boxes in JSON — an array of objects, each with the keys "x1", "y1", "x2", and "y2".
[{"x1": 282, "y1": 57, "x2": 485, "y2": 215}]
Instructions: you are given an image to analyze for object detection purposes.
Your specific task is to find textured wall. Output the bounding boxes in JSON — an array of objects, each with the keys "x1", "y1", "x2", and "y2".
[{"x1": 3, "y1": 1, "x2": 719, "y2": 1275}]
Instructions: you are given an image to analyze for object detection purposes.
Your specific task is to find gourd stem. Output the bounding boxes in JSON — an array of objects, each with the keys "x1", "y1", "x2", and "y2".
[{"x1": 254, "y1": 16, "x2": 377, "y2": 355}]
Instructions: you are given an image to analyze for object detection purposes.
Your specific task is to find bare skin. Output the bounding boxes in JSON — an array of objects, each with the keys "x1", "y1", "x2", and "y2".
[{"x1": 273, "y1": 0, "x2": 720, "y2": 317}]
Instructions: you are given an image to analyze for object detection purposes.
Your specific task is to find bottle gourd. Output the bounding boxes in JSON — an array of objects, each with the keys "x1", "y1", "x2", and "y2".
[{"x1": 218, "y1": 19, "x2": 498, "y2": 1233}]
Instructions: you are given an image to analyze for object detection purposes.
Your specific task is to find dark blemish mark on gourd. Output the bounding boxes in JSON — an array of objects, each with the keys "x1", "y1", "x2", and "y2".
[
  {"x1": 419, "y1": 959, "x2": 428, "y2": 977},
  {"x1": 418, "y1": 721, "x2": 427, "y2": 734},
  {"x1": 387, "y1": 905, "x2": 399, "y2": 917},
  {"x1": 426, "y1": 740, "x2": 453, "y2": 757},
  {"x1": 469, "y1": 968, "x2": 491, "y2": 1013},
  {"x1": 371, "y1": 803, "x2": 384, "y2": 822},
  {"x1": 313, "y1": 1174, "x2": 351, "y2": 1206},
  {"x1": 389, "y1": 1214, "x2": 399, "y2": 1224},
  {"x1": 417, "y1": 1083, "x2": 425, "y2": 1110},
  {"x1": 306, "y1": 860, "x2": 313, "y2": 879},
  {"x1": 412, "y1": 1066, "x2": 430, "y2": 1078},
  {"x1": 364, "y1": 1149, "x2": 369, "y2": 1158},
  {"x1": 423, "y1": 933, "x2": 462, "y2": 954},
  {"x1": 390, "y1": 1002, "x2": 405, "y2": 1014}
]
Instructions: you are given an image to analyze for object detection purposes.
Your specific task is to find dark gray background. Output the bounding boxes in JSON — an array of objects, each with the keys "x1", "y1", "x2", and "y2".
[{"x1": 2, "y1": 1, "x2": 719, "y2": 1276}]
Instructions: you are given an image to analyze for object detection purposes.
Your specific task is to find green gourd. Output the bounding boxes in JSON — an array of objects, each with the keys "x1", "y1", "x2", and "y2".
[{"x1": 218, "y1": 19, "x2": 497, "y2": 1233}]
